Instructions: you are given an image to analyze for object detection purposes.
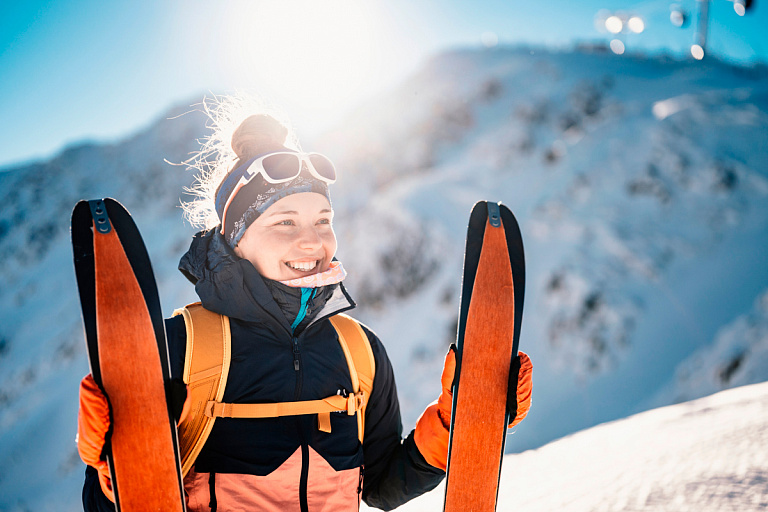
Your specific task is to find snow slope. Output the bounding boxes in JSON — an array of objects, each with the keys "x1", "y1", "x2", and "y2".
[
  {"x1": 373, "y1": 381, "x2": 768, "y2": 512},
  {"x1": 1, "y1": 46, "x2": 767, "y2": 510},
  {"x1": 316, "y1": 47, "x2": 768, "y2": 450}
]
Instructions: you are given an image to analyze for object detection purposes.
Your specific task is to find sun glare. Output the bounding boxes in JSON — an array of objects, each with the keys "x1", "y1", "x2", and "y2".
[
  {"x1": 219, "y1": 1, "x2": 381, "y2": 132},
  {"x1": 605, "y1": 15, "x2": 624, "y2": 34}
]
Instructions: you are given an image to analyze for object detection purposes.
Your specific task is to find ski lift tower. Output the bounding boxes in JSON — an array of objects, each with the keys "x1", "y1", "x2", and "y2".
[
  {"x1": 680, "y1": 0, "x2": 755, "y2": 59},
  {"x1": 596, "y1": 1, "x2": 756, "y2": 61}
]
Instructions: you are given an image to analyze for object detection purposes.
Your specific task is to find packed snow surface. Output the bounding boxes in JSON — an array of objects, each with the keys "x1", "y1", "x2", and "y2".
[{"x1": 376, "y1": 381, "x2": 768, "y2": 512}]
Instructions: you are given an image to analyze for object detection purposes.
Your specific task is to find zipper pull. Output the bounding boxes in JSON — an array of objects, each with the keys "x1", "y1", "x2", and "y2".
[{"x1": 293, "y1": 336, "x2": 300, "y2": 371}]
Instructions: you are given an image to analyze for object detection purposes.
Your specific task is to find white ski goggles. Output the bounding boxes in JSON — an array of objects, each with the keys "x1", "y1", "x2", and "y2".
[{"x1": 220, "y1": 151, "x2": 336, "y2": 235}]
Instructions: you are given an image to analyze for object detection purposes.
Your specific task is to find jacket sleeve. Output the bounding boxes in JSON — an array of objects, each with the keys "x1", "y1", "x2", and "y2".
[
  {"x1": 360, "y1": 326, "x2": 445, "y2": 510},
  {"x1": 81, "y1": 316, "x2": 187, "y2": 511}
]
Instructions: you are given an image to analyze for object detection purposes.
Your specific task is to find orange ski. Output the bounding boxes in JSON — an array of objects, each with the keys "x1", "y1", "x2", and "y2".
[
  {"x1": 444, "y1": 201, "x2": 525, "y2": 512},
  {"x1": 72, "y1": 198, "x2": 186, "y2": 511}
]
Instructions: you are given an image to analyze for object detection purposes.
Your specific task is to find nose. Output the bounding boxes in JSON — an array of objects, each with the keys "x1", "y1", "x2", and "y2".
[{"x1": 297, "y1": 224, "x2": 323, "y2": 250}]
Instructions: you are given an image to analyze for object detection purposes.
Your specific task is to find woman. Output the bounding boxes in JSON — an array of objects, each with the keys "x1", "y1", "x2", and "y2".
[{"x1": 76, "y1": 105, "x2": 533, "y2": 511}]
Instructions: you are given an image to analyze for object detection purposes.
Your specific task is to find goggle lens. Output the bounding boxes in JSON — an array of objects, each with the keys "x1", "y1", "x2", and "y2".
[
  {"x1": 262, "y1": 153, "x2": 302, "y2": 181},
  {"x1": 308, "y1": 154, "x2": 337, "y2": 182}
]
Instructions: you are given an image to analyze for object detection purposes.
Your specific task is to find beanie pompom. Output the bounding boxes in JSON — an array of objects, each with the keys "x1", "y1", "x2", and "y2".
[{"x1": 231, "y1": 115, "x2": 289, "y2": 163}]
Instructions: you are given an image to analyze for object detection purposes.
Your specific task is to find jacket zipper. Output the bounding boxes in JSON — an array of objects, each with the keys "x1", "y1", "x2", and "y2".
[
  {"x1": 288, "y1": 286, "x2": 352, "y2": 512},
  {"x1": 300, "y1": 443, "x2": 310, "y2": 512},
  {"x1": 358, "y1": 465, "x2": 365, "y2": 505},
  {"x1": 292, "y1": 335, "x2": 303, "y2": 401},
  {"x1": 209, "y1": 472, "x2": 217, "y2": 512},
  {"x1": 293, "y1": 324, "x2": 307, "y2": 511},
  {"x1": 292, "y1": 336, "x2": 301, "y2": 372}
]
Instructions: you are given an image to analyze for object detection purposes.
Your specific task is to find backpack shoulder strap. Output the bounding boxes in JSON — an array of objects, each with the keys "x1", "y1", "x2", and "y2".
[
  {"x1": 172, "y1": 302, "x2": 231, "y2": 477},
  {"x1": 174, "y1": 306, "x2": 374, "y2": 468},
  {"x1": 329, "y1": 313, "x2": 375, "y2": 444}
]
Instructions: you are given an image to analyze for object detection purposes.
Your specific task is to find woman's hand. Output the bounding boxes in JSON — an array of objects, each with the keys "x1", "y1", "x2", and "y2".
[
  {"x1": 508, "y1": 352, "x2": 532, "y2": 427},
  {"x1": 413, "y1": 346, "x2": 456, "y2": 470},
  {"x1": 413, "y1": 346, "x2": 533, "y2": 471},
  {"x1": 77, "y1": 374, "x2": 115, "y2": 502},
  {"x1": 77, "y1": 373, "x2": 190, "y2": 503}
]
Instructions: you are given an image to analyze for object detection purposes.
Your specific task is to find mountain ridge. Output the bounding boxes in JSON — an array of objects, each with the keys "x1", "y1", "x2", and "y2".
[{"x1": 1, "y1": 45, "x2": 767, "y2": 510}]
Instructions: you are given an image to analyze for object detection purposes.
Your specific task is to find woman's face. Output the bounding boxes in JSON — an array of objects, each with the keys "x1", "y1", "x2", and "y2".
[{"x1": 234, "y1": 192, "x2": 337, "y2": 281}]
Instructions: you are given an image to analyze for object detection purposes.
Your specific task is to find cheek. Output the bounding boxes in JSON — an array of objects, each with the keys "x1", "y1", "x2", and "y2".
[
  {"x1": 324, "y1": 229, "x2": 338, "y2": 258},
  {"x1": 236, "y1": 231, "x2": 284, "y2": 271}
]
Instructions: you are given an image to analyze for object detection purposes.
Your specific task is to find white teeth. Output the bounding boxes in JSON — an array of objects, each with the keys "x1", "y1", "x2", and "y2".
[{"x1": 287, "y1": 260, "x2": 318, "y2": 271}]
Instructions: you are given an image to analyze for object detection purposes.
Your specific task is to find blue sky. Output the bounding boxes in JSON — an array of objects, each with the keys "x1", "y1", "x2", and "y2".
[{"x1": 1, "y1": 0, "x2": 766, "y2": 168}]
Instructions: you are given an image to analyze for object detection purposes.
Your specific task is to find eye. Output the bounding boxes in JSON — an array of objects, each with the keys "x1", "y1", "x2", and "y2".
[
  {"x1": 276, "y1": 219, "x2": 295, "y2": 226},
  {"x1": 317, "y1": 218, "x2": 331, "y2": 225}
]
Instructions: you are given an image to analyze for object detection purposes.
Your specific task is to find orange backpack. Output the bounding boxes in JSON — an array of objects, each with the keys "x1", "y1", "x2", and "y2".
[{"x1": 172, "y1": 302, "x2": 375, "y2": 477}]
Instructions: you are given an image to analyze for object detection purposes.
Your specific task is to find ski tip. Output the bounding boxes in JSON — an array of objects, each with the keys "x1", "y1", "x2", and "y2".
[
  {"x1": 487, "y1": 202, "x2": 501, "y2": 227},
  {"x1": 102, "y1": 197, "x2": 127, "y2": 211},
  {"x1": 470, "y1": 200, "x2": 506, "y2": 226},
  {"x1": 72, "y1": 197, "x2": 131, "y2": 235},
  {"x1": 88, "y1": 199, "x2": 112, "y2": 234}
]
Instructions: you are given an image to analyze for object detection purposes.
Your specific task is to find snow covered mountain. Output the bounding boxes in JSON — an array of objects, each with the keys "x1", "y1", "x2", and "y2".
[
  {"x1": 317, "y1": 46, "x2": 768, "y2": 450},
  {"x1": 1, "y1": 46, "x2": 767, "y2": 510}
]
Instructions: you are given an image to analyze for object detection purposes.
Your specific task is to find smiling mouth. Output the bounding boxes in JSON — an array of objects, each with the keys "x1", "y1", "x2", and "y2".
[{"x1": 286, "y1": 260, "x2": 319, "y2": 272}]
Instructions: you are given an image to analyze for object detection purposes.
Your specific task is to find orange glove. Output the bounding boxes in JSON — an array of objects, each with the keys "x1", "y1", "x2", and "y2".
[
  {"x1": 508, "y1": 352, "x2": 533, "y2": 427},
  {"x1": 76, "y1": 374, "x2": 115, "y2": 502},
  {"x1": 414, "y1": 347, "x2": 533, "y2": 471},
  {"x1": 414, "y1": 346, "x2": 456, "y2": 470},
  {"x1": 76, "y1": 374, "x2": 191, "y2": 503}
]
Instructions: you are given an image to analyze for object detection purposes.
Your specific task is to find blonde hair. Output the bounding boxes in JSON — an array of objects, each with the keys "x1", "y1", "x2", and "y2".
[{"x1": 181, "y1": 94, "x2": 300, "y2": 229}]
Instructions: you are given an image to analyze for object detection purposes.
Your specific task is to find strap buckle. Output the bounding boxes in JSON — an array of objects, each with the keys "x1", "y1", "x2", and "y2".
[{"x1": 346, "y1": 392, "x2": 366, "y2": 415}]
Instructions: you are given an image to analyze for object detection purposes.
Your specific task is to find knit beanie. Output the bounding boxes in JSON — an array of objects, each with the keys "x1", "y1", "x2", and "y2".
[{"x1": 214, "y1": 115, "x2": 331, "y2": 247}]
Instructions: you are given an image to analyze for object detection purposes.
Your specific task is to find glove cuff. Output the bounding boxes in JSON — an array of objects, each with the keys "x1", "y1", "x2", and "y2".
[{"x1": 96, "y1": 463, "x2": 116, "y2": 503}]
